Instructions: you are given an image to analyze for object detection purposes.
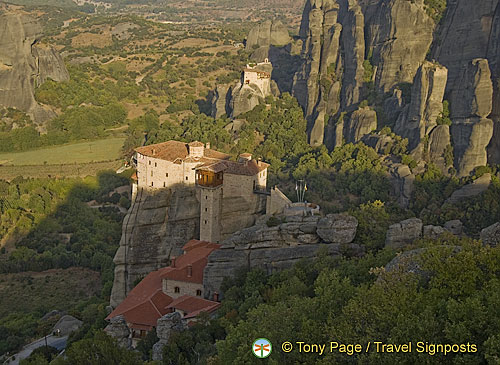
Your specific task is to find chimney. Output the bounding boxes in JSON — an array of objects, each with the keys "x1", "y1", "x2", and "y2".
[
  {"x1": 213, "y1": 292, "x2": 219, "y2": 302},
  {"x1": 171, "y1": 257, "x2": 176, "y2": 268},
  {"x1": 206, "y1": 142, "x2": 210, "y2": 149},
  {"x1": 238, "y1": 153, "x2": 252, "y2": 164},
  {"x1": 187, "y1": 264, "x2": 192, "y2": 278},
  {"x1": 257, "y1": 158, "x2": 262, "y2": 167},
  {"x1": 152, "y1": 148, "x2": 156, "y2": 156}
]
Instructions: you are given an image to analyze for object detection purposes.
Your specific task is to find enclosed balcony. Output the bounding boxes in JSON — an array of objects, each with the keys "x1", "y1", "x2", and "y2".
[{"x1": 196, "y1": 170, "x2": 224, "y2": 188}]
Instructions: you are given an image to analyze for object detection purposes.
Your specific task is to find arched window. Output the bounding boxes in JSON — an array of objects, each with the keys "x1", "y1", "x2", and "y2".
[
  {"x1": 196, "y1": 290, "x2": 202, "y2": 296},
  {"x1": 174, "y1": 287, "x2": 180, "y2": 293}
]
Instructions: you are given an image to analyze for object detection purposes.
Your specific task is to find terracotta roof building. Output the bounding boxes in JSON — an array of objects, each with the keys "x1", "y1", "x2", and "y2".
[
  {"x1": 132, "y1": 140, "x2": 269, "y2": 243},
  {"x1": 106, "y1": 240, "x2": 221, "y2": 344}
]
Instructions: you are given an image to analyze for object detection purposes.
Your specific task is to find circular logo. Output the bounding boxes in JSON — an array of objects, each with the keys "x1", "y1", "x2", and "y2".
[{"x1": 252, "y1": 338, "x2": 272, "y2": 359}]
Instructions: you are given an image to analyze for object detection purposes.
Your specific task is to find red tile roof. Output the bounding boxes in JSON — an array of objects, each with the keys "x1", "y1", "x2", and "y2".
[
  {"x1": 197, "y1": 159, "x2": 269, "y2": 177},
  {"x1": 106, "y1": 240, "x2": 220, "y2": 328},
  {"x1": 135, "y1": 140, "x2": 230, "y2": 162},
  {"x1": 166, "y1": 295, "x2": 221, "y2": 319},
  {"x1": 105, "y1": 268, "x2": 173, "y2": 326},
  {"x1": 163, "y1": 243, "x2": 220, "y2": 284}
]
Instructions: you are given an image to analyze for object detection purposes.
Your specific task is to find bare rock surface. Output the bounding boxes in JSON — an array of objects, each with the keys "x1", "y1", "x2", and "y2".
[{"x1": 480, "y1": 222, "x2": 500, "y2": 247}]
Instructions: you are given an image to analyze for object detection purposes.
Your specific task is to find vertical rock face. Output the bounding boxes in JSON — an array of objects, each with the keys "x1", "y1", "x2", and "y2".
[
  {"x1": 211, "y1": 85, "x2": 231, "y2": 119},
  {"x1": 449, "y1": 59, "x2": 494, "y2": 176},
  {"x1": 345, "y1": 107, "x2": 377, "y2": 143},
  {"x1": 0, "y1": 12, "x2": 68, "y2": 123},
  {"x1": 487, "y1": 4, "x2": 500, "y2": 163},
  {"x1": 394, "y1": 61, "x2": 449, "y2": 159},
  {"x1": 293, "y1": 0, "x2": 434, "y2": 146},
  {"x1": 433, "y1": 0, "x2": 500, "y2": 167},
  {"x1": 110, "y1": 188, "x2": 201, "y2": 307},
  {"x1": 367, "y1": 0, "x2": 434, "y2": 93},
  {"x1": 246, "y1": 20, "x2": 291, "y2": 50}
]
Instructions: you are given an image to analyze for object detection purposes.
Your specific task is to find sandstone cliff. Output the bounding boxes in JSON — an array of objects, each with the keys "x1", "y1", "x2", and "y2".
[
  {"x1": 0, "y1": 11, "x2": 69, "y2": 124},
  {"x1": 203, "y1": 214, "x2": 362, "y2": 297},
  {"x1": 289, "y1": 0, "x2": 500, "y2": 176}
]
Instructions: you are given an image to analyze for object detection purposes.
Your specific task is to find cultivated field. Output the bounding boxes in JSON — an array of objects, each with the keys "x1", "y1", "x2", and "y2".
[{"x1": 0, "y1": 137, "x2": 125, "y2": 166}]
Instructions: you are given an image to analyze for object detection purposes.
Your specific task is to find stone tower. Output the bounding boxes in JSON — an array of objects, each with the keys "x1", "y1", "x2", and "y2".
[{"x1": 199, "y1": 186, "x2": 223, "y2": 243}]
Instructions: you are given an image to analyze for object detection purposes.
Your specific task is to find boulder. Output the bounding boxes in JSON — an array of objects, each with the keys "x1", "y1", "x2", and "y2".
[
  {"x1": 152, "y1": 312, "x2": 187, "y2": 361},
  {"x1": 316, "y1": 214, "x2": 358, "y2": 244},
  {"x1": 480, "y1": 222, "x2": 500, "y2": 247},
  {"x1": 444, "y1": 220, "x2": 463, "y2": 236},
  {"x1": 52, "y1": 315, "x2": 83, "y2": 337},
  {"x1": 104, "y1": 315, "x2": 131, "y2": 349},
  {"x1": 446, "y1": 173, "x2": 492, "y2": 204},
  {"x1": 423, "y1": 225, "x2": 446, "y2": 240},
  {"x1": 385, "y1": 218, "x2": 423, "y2": 249}
]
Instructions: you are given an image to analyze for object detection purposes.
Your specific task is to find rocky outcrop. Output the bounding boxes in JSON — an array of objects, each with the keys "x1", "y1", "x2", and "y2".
[
  {"x1": 211, "y1": 85, "x2": 231, "y2": 119},
  {"x1": 345, "y1": 107, "x2": 377, "y2": 143},
  {"x1": 229, "y1": 82, "x2": 268, "y2": 118},
  {"x1": 203, "y1": 214, "x2": 362, "y2": 297},
  {"x1": 394, "y1": 62, "x2": 448, "y2": 153},
  {"x1": 0, "y1": 11, "x2": 68, "y2": 124},
  {"x1": 389, "y1": 163, "x2": 415, "y2": 208},
  {"x1": 110, "y1": 188, "x2": 200, "y2": 308},
  {"x1": 449, "y1": 59, "x2": 494, "y2": 176},
  {"x1": 386, "y1": 218, "x2": 465, "y2": 249},
  {"x1": 246, "y1": 20, "x2": 291, "y2": 50},
  {"x1": 433, "y1": 0, "x2": 500, "y2": 167},
  {"x1": 366, "y1": 0, "x2": 435, "y2": 93},
  {"x1": 152, "y1": 313, "x2": 187, "y2": 361},
  {"x1": 385, "y1": 218, "x2": 423, "y2": 250},
  {"x1": 480, "y1": 222, "x2": 500, "y2": 247},
  {"x1": 53, "y1": 315, "x2": 83, "y2": 337},
  {"x1": 445, "y1": 173, "x2": 492, "y2": 204},
  {"x1": 104, "y1": 315, "x2": 131, "y2": 349}
]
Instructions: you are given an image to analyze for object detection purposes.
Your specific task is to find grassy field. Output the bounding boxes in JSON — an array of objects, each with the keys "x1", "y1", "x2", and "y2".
[
  {"x1": 0, "y1": 160, "x2": 123, "y2": 181},
  {"x1": 0, "y1": 268, "x2": 101, "y2": 318},
  {"x1": 0, "y1": 138, "x2": 125, "y2": 166}
]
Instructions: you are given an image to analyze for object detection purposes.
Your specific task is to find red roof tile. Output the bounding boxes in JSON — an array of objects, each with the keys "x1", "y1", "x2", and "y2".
[
  {"x1": 163, "y1": 244, "x2": 220, "y2": 284},
  {"x1": 107, "y1": 241, "x2": 220, "y2": 327},
  {"x1": 197, "y1": 159, "x2": 268, "y2": 177},
  {"x1": 166, "y1": 295, "x2": 221, "y2": 319},
  {"x1": 135, "y1": 140, "x2": 230, "y2": 162}
]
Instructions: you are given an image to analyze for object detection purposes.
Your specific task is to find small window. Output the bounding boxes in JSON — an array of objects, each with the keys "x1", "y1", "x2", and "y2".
[
  {"x1": 166, "y1": 173, "x2": 168, "y2": 178},
  {"x1": 205, "y1": 208, "x2": 208, "y2": 212},
  {"x1": 155, "y1": 162, "x2": 157, "y2": 167},
  {"x1": 163, "y1": 182, "x2": 166, "y2": 187},
  {"x1": 151, "y1": 182, "x2": 154, "y2": 187},
  {"x1": 174, "y1": 287, "x2": 180, "y2": 293},
  {"x1": 205, "y1": 196, "x2": 208, "y2": 200},
  {"x1": 151, "y1": 171, "x2": 153, "y2": 177},
  {"x1": 149, "y1": 161, "x2": 151, "y2": 165},
  {"x1": 196, "y1": 290, "x2": 202, "y2": 296},
  {"x1": 186, "y1": 176, "x2": 188, "y2": 181}
]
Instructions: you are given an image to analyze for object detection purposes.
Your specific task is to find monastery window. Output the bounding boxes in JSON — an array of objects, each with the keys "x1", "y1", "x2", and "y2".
[
  {"x1": 196, "y1": 290, "x2": 202, "y2": 296},
  {"x1": 155, "y1": 162, "x2": 157, "y2": 167},
  {"x1": 205, "y1": 208, "x2": 208, "y2": 212},
  {"x1": 186, "y1": 176, "x2": 189, "y2": 181},
  {"x1": 205, "y1": 196, "x2": 208, "y2": 200},
  {"x1": 149, "y1": 161, "x2": 151, "y2": 165},
  {"x1": 204, "y1": 220, "x2": 208, "y2": 224},
  {"x1": 163, "y1": 182, "x2": 166, "y2": 188},
  {"x1": 174, "y1": 287, "x2": 180, "y2": 293},
  {"x1": 166, "y1": 173, "x2": 168, "y2": 178},
  {"x1": 151, "y1": 182, "x2": 154, "y2": 187},
  {"x1": 151, "y1": 171, "x2": 153, "y2": 177}
]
